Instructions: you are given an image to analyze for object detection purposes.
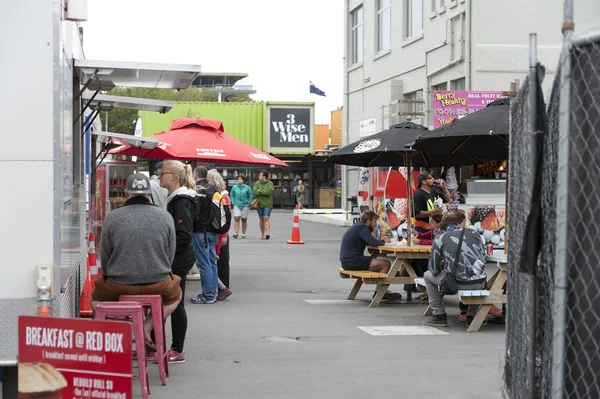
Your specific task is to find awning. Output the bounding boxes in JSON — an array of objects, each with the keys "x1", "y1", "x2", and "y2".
[
  {"x1": 82, "y1": 93, "x2": 173, "y2": 113},
  {"x1": 74, "y1": 59, "x2": 202, "y2": 91},
  {"x1": 92, "y1": 131, "x2": 159, "y2": 150}
]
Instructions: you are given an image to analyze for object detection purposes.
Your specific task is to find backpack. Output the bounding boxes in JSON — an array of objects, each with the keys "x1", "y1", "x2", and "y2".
[{"x1": 209, "y1": 191, "x2": 232, "y2": 234}]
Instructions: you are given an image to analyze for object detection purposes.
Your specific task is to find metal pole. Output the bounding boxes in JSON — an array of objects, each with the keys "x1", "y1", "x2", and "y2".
[
  {"x1": 552, "y1": 0, "x2": 574, "y2": 397},
  {"x1": 526, "y1": 32, "x2": 539, "y2": 399}
]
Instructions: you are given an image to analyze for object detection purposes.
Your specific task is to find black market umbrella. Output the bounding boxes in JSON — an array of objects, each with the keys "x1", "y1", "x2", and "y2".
[
  {"x1": 408, "y1": 97, "x2": 510, "y2": 162},
  {"x1": 325, "y1": 122, "x2": 474, "y2": 245},
  {"x1": 325, "y1": 122, "x2": 476, "y2": 168}
]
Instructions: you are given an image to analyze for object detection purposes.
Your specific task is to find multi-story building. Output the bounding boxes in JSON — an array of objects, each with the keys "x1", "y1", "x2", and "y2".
[
  {"x1": 192, "y1": 72, "x2": 256, "y2": 101},
  {"x1": 341, "y1": 0, "x2": 599, "y2": 201}
]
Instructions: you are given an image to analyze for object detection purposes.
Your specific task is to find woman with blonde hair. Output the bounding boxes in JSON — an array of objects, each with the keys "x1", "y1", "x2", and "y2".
[
  {"x1": 159, "y1": 160, "x2": 197, "y2": 363},
  {"x1": 207, "y1": 169, "x2": 232, "y2": 300}
]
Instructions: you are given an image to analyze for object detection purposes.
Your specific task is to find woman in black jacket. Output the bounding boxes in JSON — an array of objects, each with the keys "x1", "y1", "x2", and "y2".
[{"x1": 160, "y1": 160, "x2": 197, "y2": 363}]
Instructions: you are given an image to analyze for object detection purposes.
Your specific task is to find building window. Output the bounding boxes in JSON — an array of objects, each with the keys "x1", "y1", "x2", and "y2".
[
  {"x1": 351, "y1": 6, "x2": 364, "y2": 65},
  {"x1": 451, "y1": 78, "x2": 466, "y2": 90},
  {"x1": 405, "y1": 90, "x2": 425, "y2": 116},
  {"x1": 431, "y1": 0, "x2": 436, "y2": 13},
  {"x1": 432, "y1": 82, "x2": 448, "y2": 92},
  {"x1": 406, "y1": 0, "x2": 423, "y2": 39},
  {"x1": 377, "y1": 0, "x2": 391, "y2": 53}
]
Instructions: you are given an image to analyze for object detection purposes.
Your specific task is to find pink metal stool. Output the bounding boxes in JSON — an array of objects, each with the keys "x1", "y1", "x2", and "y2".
[
  {"x1": 94, "y1": 302, "x2": 150, "y2": 399},
  {"x1": 120, "y1": 295, "x2": 169, "y2": 385}
]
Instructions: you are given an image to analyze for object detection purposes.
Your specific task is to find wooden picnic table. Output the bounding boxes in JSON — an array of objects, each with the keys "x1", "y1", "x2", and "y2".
[
  {"x1": 460, "y1": 251, "x2": 508, "y2": 332},
  {"x1": 415, "y1": 250, "x2": 508, "y2": 332},
  {"x1": 365, "y1": 244, "x2": 431, "y2": 306}
]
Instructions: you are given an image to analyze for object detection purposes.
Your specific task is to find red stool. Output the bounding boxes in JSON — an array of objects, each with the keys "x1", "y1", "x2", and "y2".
[
  {"x1": 120, "y1": 295, "x2": 169, "y2": 385},
  {"x1": 94, "y1": 302, "x2": 150, "y2": 399}
]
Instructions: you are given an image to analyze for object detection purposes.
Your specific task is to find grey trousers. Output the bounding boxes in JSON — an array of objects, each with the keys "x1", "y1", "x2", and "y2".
[{"x1": 424, "y1": 271, "x2": 485, "y2": 316}]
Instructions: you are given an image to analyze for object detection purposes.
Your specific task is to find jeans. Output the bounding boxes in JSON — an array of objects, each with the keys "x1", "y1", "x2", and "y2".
[
  {"x1": 424, "y1": 271, "x2": 485, "y2": 316},
  {"x1": 192, "y1": 232, "x2": 218, "y2": 300}
]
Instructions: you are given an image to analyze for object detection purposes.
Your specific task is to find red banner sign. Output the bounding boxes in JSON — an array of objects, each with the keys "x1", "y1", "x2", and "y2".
[{"x1": 19, "y1": 316, "x2": 132, "y2": 399}]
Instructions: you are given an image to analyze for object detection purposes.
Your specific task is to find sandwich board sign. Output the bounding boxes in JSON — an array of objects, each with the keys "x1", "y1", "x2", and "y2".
[{"x1": 18, "y1": 316, "x2": 132, "y2": 399}]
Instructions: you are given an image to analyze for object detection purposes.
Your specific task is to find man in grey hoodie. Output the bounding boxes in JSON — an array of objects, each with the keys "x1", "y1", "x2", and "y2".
[
  {"x1": 423, "y1": 211, "x2": 487, "y2": 328},
  {"x1": 91, "y1": 173, "x2": 181, "y2": 345}
]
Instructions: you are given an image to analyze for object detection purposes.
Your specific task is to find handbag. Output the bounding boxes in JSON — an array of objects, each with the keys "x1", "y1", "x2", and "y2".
[
  {"x1": 439, "y1": 228, "x2": 466, "y2": 295},
  {"x1": 250, "y1": 199, "x2": 259, "y2": 209}
]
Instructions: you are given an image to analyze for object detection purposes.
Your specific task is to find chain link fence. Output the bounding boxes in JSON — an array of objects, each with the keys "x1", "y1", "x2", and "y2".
[
  {"x1": 558, "y1": 36, "x2": 600, "y2": 399},
  {"x1": 504, "y1": 26, "x2": 600, "y2": 399}
]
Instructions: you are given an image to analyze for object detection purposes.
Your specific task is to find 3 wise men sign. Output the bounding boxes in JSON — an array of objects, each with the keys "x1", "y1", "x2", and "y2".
[{"x1": 267, "y1": 104, "x2": 314, "y2": 152}]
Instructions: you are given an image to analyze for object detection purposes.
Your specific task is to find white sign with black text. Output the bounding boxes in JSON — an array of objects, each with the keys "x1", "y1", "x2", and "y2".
[{"x1": 266, "y1": 104, "x2": 314, "y2": 152}]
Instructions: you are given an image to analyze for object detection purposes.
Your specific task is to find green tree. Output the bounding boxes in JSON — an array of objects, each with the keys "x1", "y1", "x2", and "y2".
[{"x1": 102, "y1": 87, "x2": 254, "y2": 134}]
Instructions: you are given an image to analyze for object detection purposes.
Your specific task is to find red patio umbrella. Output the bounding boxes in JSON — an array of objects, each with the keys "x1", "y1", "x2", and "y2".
[{"x1": 110, "y1": 118, "x2": 289, "y2": 167}]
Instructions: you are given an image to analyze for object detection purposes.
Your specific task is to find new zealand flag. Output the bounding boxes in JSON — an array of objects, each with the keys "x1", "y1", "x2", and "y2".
[{"x1": 309, "y1": 81, "x2": 326, "y2": 97}]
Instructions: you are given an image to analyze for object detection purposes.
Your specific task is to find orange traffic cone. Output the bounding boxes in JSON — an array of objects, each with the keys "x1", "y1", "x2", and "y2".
[
  {"x1": 79, "y1": 232, "x2": 96, "y2": 317},
  {"x1": 287, "y1": 206, "x2": 305, "y2": 245},
  {"x1": 87, "y1": 233, "x2": 99, "y2": 286}
]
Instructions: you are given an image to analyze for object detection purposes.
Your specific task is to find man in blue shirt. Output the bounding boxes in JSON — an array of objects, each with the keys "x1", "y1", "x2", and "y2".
[{"x1": 340, "y1": 210, "x2": 391, "y2": 273}]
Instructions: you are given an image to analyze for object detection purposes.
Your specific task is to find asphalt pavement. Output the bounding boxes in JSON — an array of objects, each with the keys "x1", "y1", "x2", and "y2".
[{"x1": 139, "y1": 210, "x2": 506, "y2": 398}]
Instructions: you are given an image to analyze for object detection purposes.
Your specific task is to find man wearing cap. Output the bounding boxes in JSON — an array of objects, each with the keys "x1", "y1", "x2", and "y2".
[
  {"x1": 91, "y1": 173, "x2": 181, "y2": 347},
  {"x1": 413, "y1": 171, "x2": 451, "y2": 233},
  {"x1": 150, "y1": 161, "x2": 168, "y2": 208}
]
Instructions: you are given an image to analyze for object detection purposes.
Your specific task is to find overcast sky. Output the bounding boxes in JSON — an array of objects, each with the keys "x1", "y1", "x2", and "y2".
[{"x1": 81, "y1": 0, "x2": 344, "y2": 125}]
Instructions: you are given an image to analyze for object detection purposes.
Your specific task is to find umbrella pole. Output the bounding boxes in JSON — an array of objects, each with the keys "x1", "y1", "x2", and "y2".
[{"x1": 407, "y1": 156, "x2": 412, "y2": 246}]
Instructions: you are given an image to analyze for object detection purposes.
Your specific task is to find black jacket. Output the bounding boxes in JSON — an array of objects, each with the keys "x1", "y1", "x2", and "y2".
[
  {"x1": 193, "y1": 179, "x2": 218, "y2": 234},
  {"x1": 166, "y1": 192, "x2": 196, "y2": 272}
]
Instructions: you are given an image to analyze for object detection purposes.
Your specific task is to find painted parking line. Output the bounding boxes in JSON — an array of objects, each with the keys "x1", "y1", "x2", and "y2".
[
  {"x1": 303, "y1": 299, "x2": 360, "y2": 305},
  {"x1": 357, "y1": 325, "x2": 449, "y2": 336}
]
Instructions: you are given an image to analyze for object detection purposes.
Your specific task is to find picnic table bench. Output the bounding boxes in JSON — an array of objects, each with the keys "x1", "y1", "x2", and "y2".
[
  {"x1": 415, "y1": 252, "x2": 508, "y2": 332},
  {"x1": 338, "y1": 245, "x2": 431, "y2": 308}
]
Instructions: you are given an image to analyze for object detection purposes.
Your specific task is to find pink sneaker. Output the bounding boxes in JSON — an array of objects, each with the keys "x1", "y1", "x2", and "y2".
[
  {"x1": 167, "y1": 348, "x2": 185, "y2": 364},
  {"x1": 489, "y1": 306, "x2": 503, "y2": 317},
  {"x1": 217, "y1": 287, "x2": 232, "y2": 301},
  {"x1": 458, "y1": 314, "x2": 467, "y2": 322}
]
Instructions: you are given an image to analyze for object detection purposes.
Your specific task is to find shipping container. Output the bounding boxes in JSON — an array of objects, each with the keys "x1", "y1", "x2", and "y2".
[{"x1": 140, "y1": 102, "x2": 266, "y2": 150}]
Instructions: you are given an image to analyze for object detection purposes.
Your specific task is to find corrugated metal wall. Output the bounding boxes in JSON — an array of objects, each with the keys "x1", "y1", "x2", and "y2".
[
  {"x1": 330, "y1": 109, "x2": 342, "y2": 146},
  {"x1": 314, "y1": 124, "x2": 331, "y2": 150},
  {"x1": 139, "y1": 102, "x2": 266, "y2": 150}
]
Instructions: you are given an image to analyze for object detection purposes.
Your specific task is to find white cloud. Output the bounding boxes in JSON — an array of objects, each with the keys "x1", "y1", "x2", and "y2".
[{"x1": 81, "y1": 0, "x2": 344, "y2": 124}]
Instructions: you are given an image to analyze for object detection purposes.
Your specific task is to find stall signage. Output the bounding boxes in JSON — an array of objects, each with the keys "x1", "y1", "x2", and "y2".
[
  {"x1": 432, "y1": 90, "x2": 505, "y2": 128},
  {"x1": 18, "y1": 316, "x2": 132, "y2": 399},
  {"x1": 359, "y1": 118, "x2": 377, "y2": 138},
  {"x1": 267, "y1": 104, "x2": 314, "y2": 152}
]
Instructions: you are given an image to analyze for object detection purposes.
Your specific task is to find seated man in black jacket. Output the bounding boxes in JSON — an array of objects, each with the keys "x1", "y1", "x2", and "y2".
[{"x1": 340, "y1": 210, "x2": 391, "y2": 273}]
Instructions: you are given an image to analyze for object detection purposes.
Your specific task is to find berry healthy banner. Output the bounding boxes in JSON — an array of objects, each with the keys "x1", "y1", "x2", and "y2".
[{"x1": 432, "y1": 90, "x2": 505, "y2": 128}]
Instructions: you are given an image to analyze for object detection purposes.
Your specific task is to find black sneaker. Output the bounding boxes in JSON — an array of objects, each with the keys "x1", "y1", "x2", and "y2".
[
  {"x1": 423, "y1": 313, "x2": 448, "y2": 327},
  {"x1": 487, "y1": 315, "x2": 506, "y2": 325},
  {"x1": 373, "y1": 291, "x2": 402, "y2": 300}
]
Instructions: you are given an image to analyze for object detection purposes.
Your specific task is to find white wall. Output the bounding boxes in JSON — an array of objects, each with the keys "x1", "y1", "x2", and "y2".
[
  {"x1": 472, "y1": 0, "x2": 600, "y2": 96},
  {"x1": 0, "y1": 0, "x2": 83, "y2": 299},
  {"x1": 342, "y1": 0, "x2": 600, "y2": 202}
]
